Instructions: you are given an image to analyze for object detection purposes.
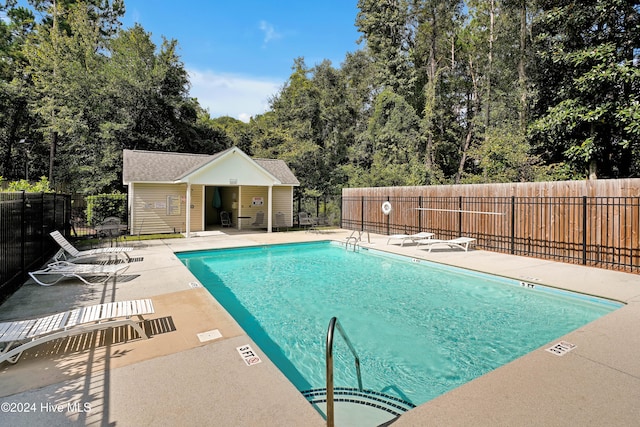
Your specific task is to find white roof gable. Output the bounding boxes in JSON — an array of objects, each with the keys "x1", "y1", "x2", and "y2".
[{"x1": 180, "y1": 147, "x2": 281, "y2": 185}]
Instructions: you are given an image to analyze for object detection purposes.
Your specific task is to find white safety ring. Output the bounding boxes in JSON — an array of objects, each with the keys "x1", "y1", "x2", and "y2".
[{"x1": 382, "y1": 201, "x2": 392, "y2": 215}]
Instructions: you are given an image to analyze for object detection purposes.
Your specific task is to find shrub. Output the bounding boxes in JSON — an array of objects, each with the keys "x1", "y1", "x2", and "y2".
[
  {"x1": 85, "y1": 193, "x2": 127, "y2": 226},
  {"x1": 0, "y1": 176, "x2": 52, "y2": 192}
]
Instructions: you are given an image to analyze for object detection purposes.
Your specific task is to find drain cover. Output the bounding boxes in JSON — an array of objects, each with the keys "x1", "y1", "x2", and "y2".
[{"x1": 546, "y1": 340, "x2": 576, "y2": 356}]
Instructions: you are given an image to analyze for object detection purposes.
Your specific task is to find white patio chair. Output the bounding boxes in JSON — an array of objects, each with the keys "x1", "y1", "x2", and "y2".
[
  {"x1": 387, "y1": 232, "x2": 435, "y2": 246},
  {"x1": 50, "y1": 230, "x2": 133, "y2": 263},
  {"x1": 251, "y1": 211, "x2": 264, "y2": 227},
  {"x1": 0, "y1": 299, "x2": 154, "y2": 365},
  {"x1": 298, "y1": 212, "x2": 314, "y2": 228},
  {"x1": 29, "y1": 261, "x2": 130, "y2": 286},
  {"x1": 416, "y1": 237, "x2": 476, "y2": 252}
]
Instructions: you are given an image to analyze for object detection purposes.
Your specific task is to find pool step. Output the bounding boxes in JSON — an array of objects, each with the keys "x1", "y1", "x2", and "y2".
[{"x1": 301, "y1": 387, "x2": 415, "y2": 426}]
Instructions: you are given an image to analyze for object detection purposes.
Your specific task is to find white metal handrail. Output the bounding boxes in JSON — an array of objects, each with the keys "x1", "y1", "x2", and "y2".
[{"x1": 325, "y1": 316, "x2": 363, "y2": 427}]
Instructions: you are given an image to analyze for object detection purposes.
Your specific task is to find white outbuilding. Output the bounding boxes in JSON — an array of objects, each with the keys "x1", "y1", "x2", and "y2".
[{"x1": 122, "y1": 147, "x2": 299, "y2": 236}]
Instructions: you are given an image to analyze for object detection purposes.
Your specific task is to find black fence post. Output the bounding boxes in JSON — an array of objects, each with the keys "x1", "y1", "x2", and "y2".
[
  {"x1": 511, "y1": 196, "x2": 515, "y2": 254},
  {"x1": 418, "y1": 196, "x2": 422, "y2": 231},
  {"x1": 458, "y1": 196, "x2": 463, "y2": 236},
  {"x1": 583, "y1": 196, "x2": 587, "y2": 265},
  {"x1": 386, "y1": 196, "x2": 390, "y2": 236},
  {"x1": 40, "y1": 192, "x2": 45, "y2": 263},
  {"x1": 52, "y1": 193, "x2": 57, "y2": 235},
  {"x1": 20, "y1": 191, "x2": 26, "y2": 281},
  {"x1": 361, "y1": 196, "x2": 364, "y2": 231}
]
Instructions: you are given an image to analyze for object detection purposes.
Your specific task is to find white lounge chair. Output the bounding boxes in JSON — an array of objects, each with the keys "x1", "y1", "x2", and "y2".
[
  {"x1": 29, "y1": 261, "x2": 130, "y2": 286},
  {"x1": 50, "y1": 230, "x2": 133, "y2": 262},
  {"x1": 416, "y1": 237, "x2": 476, "y2": 252},
  {"x1": 387, "y1": 232, "x2": 435, "y2": 246},
  {"x1": 0, "y1": 299, "x2": 154, "y2": 364}
]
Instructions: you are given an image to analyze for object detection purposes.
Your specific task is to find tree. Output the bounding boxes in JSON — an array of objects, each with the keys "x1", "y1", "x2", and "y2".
[
  {"x1": 530, "y1": 0, "x2": 640, "y2": 179},
  {"x1": 207, "y1": 115, "x2": 252, "y2": 153},
  {"x1": 358, "y1": 89, "x2": 425, "y2": 186},
  {"x1": 28, "y1": 0, "x2": 124, "y2": 37},
  {"x1": 410, "y1": 0, "x2": 464, "y2": 182},
  {"x1": 356, "y1": 0, "x2": 415, "y2": 97},
  {"x1": 24, "y1": 1, "x2": 109, "y2": 190}
]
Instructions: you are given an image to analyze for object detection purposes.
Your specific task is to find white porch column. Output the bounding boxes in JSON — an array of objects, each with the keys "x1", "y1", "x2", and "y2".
[
  {"x1": 128, "y1": 183, "x2": 134, "y2": 236},
  {"x1": 267, "y1": 185, "x2": 273, "y2": 233},
  {"x1": 237, "y1": 186, "x2": 242, "y2": 230},
  {"x1": 186, "y1": 182, "x2": 191, "y2": 238}
]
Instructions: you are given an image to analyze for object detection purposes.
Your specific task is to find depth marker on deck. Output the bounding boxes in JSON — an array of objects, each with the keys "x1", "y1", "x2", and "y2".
[
  {"x1": 237, "y1": 344, "x2": 262, "y2": 366},
  {"x1": 546, "y1": 341, "x2": 576, "y2": 356}
]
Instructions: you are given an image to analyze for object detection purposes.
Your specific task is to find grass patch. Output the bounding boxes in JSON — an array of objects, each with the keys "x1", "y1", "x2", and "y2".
[
  {"x1": 77, "y1": 232, "x2": 184, "y2": 247},
  {"x1": 123, "y1": 233, "x2": 184, "y2": 241}
]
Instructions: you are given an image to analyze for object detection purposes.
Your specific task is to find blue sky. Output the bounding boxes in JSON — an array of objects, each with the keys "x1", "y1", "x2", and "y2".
[{"x1": 122, "y1": 1, "x2": 363, "y2": 122}]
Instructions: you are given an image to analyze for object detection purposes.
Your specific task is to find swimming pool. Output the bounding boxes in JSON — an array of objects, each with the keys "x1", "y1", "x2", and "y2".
[{"x1": 177, "y1": 241, "x2": 620, "y2": 409}]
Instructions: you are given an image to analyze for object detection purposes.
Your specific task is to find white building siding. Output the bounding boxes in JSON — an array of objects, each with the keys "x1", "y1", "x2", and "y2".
[
  {"x1": 238, "y1": 186, "x2": 268, "y2": 225},
  {"x1": 237, "y1": 186, "x2": 292, "y2": 227},
  {"x1": 272, "y1": 187, "x2": 293, "y2": 226},
  {"x1": 130, "y1": 183, "x2": 203, "y2": 234}
]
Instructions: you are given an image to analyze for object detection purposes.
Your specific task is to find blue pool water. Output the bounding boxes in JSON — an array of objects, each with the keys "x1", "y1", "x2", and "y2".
[{"x1": 177, "y1": 241, "x2": 620, "y2": 406}]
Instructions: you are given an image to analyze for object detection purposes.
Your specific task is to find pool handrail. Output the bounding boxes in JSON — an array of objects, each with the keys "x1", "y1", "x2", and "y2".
[
  {"x1": 326, "y1": 316, "x2": 363, "y2": 427},
  {"x1": 345, "y1": 235, "x2": 359, "y2": 251}
]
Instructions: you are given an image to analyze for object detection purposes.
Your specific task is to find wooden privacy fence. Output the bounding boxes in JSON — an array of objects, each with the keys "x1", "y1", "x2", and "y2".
[{"x1": 342, "y1": 179, "x2": 640, "y2": 273}]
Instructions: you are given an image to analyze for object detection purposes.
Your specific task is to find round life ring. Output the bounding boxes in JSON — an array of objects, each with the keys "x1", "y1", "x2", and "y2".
[{"x1": 382, "y1": 201, "x2": 392, "y2": 215}]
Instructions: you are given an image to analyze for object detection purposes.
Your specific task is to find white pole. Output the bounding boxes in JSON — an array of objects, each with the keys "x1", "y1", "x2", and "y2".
[{"x1": 415, "y1": 208, "x2": 505, "y2": 215}]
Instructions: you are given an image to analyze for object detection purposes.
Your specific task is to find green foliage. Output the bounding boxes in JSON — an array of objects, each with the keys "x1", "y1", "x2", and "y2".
[
  {"x1": 1, "y1": 176, "x2": 51, "y2": 192},
  {"x1": 0, "y1": 2, "x2": 215, "y2": 192},
  {"x1": 356, "y1": 0, "x2": 414, "y2": 97},
  {"x1": 464, "y1": 126, "x2": 557, "y2": 183},
  {"x1": 85, "y1": 193, "x2": 126, "y2": 226},
  {"x1": 530, "y1": 1, "x2": 640, "y2": 178},
  {"x1": 1, "y1": 0, "x2": 639, "y2": 203}
]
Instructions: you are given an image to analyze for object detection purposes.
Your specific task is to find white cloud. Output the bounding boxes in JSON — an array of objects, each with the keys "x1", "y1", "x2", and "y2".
[
  {"x1": 188, "y1": 68, "x2": 282, "y2": 122},
  {"x1": 259, "y1": 20, "x2": 282, "y2": 45}
]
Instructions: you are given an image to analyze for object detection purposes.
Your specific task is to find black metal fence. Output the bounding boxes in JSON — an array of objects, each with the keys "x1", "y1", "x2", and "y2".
[
  {"x1": 295, "y1": 194, "x2": 342, "y2": 227},
  {"x1": 0, "y1": 192, "x2": 71, "y2": 303},
  {"x1": 68, "y1": 193, "x2": 128, "y2": 238},
  {"x1": 342, "y1": 195, "x2": 640, "y2": 273}
]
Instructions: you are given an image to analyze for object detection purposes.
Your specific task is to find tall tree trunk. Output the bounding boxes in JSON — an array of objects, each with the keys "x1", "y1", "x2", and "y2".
[
  {"x1": 456, "y1": 56, "x2": 480, "y2": 183},
  {"x1": 485, "y1": 0, "x2": 495, "y2": 130},
  {"x1": 50, "y1": 0, "x2": 59, "y2": 186},
  {"x1": 518, "y1": 0, "x2": 528, "y2": 130},
  {"x1": 588, "y1": 159, "x2": 598, "y2": 180},
  {"x1": 49, "y1": 131, "x2": 57, "y2": 184},
  {"x1": 588, "y1": 123, "x2": 597, "y2": 179},
  {"x1": 457, "y1": 124, "x2": 473, "y2": 183},
  {"x1": 422, "y1": 2, "x2": 440, "y2": 180}
]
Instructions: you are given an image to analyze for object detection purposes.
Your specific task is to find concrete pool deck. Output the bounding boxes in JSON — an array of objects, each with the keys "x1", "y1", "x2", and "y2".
[{"x1": 0, "y1": 229, "x2": 639, "y2": 426}]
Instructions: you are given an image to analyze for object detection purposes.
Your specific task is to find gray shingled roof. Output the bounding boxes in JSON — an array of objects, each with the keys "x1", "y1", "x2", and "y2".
[
  {"x1": 253, "y1": 158, "x2": 300, "y2": 186},
  {"x1": 122, "y1": 148, "x2": 299, "y2": 185}
]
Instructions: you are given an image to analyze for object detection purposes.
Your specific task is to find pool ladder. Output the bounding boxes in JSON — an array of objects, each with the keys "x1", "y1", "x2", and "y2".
[
  {"x1": 326, "y1": 316, "x2": 363, "y2": 427},
  {"x1": 345, "y1": 236, "x2": 359, "y2": 251}
]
